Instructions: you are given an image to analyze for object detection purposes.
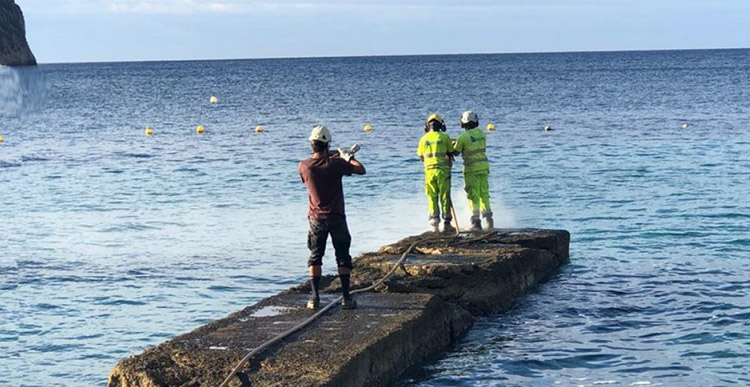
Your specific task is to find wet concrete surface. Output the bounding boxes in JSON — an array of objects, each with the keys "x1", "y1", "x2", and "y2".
[{"x1": 108, "y1": 229, "x2": 569, "y2": 386}]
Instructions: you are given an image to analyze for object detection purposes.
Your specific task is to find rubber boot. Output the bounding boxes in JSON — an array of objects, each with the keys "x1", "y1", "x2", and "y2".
[
  {"x1": 483, "y1": 211, "x2": 494, "y2": 230},
  {"x1": 470, "y1": 215, "x2": 482, "y2": 231},
  {"x1": 429, "y1": 216, "x2": 440, "y2": 233},
  {"x1": 443, "y1": 219, "x2": 456, "y2": 234}
]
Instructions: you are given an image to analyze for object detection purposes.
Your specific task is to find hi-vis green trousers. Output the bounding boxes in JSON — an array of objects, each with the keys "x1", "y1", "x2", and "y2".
[
  {"x1": 464, "y1": 171, "x2": 491, "y2": 216},
  {"x1": 424, "y1": 168, "x2": 452, "y2": 221}
]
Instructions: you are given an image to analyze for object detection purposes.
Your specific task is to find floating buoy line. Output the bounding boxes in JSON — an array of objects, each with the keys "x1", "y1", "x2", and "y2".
[{"x1": 135, "y1": 96, "x2": 510, "y2": 139}]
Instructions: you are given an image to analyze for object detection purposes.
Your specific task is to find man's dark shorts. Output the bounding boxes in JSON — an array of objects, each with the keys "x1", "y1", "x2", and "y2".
[{"x1": 307, "y1": 216, "x2": 353, "y2": 269}]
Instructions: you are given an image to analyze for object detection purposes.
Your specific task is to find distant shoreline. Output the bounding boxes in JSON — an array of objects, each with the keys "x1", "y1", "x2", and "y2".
[{"x1": 36, "y1": 46, "x2": 750, "y2": 66}]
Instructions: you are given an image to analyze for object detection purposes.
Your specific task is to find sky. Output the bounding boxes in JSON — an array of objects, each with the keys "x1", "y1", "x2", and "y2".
[{"x1": 19, "y1": 0, "x2": 750, "y2": 63}]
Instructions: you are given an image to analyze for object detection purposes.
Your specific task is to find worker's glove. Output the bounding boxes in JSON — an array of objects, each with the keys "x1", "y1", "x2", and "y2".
[{"x1": 337, "y1": 148, "x2": 353, "y2": 162}]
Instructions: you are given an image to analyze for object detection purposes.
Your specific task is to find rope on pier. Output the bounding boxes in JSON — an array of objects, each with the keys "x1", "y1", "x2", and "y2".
[{"x1": 217, "y1": 233, "x2": 458, "y2": 387}]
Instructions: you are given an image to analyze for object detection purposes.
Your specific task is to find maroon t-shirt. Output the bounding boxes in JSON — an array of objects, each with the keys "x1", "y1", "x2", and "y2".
[{"x1": 299, "y1": 156, "x2": 354, "y2": 219}]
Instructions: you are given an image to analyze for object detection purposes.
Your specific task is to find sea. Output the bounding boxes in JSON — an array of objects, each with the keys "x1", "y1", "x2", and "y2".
[{"x1": 1, "y1": 49, "x2": 748, "y2": 386}]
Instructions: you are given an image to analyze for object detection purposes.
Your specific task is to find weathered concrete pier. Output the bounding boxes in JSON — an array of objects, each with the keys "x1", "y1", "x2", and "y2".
[{"x1": 108, "y1": 229, "x2": 569, "y2": 387}]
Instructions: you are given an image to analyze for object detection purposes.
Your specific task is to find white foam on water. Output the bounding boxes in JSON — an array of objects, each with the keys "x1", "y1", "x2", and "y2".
[
  {"x1": 0, "y1": 65, "x2": 44, "y2": 117},
  {"x1": 0, "y1": 66, "x2": 22, "y2": 115}
]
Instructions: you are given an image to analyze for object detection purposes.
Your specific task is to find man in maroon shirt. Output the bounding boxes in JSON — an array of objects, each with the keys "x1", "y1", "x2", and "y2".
[{"x1": 299, "y1": 125, "x2": 366, "y2": 309}]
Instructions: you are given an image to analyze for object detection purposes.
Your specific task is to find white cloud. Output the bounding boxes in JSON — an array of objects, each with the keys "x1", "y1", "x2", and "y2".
[
  {"x1": 23, "y1": 0, "x2": 548, "y2": 15},
  {"x1": 22, "y1": 0, "x2": 748, "y2": 16},
  {"x1": 105, "y1": 0, "x2": 241, "y2": 14}
]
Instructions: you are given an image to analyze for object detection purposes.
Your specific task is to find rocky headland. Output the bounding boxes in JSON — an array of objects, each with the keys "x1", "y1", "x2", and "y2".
[{"x1": 0, "y1": 0, "x2": 36, "y2": 66}]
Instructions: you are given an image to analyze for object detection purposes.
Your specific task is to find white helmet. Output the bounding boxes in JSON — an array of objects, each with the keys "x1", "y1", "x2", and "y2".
[
  {"x1": 309, "y1": 125, "x2": 332, "y2": 143},
  {"x1": 461, "y1": 111, "x2": 479, "y2": 125}
]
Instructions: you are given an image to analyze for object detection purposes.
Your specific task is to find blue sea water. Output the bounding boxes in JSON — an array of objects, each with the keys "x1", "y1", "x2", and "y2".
[{"x1": 1, "y1": 49, "x2": 749, "y2": 386}]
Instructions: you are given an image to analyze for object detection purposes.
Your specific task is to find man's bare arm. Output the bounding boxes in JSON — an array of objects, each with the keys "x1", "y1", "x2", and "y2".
[{"x1": 349, "y1": 158, "x2": 366, "y2": 175}]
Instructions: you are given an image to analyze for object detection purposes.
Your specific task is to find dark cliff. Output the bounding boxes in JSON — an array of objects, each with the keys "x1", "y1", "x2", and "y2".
[{"x1": 0, "y1": 0, "x2": 36, "y2": 66}]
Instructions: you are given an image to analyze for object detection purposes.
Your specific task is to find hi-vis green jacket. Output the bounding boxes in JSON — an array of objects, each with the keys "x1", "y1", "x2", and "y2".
[
  {"x1": 454, "y1": 128, "x2": 489, "y2": 173},
  {"x1": 417, "y1": 131, "x2": 454, "y2": 170}
]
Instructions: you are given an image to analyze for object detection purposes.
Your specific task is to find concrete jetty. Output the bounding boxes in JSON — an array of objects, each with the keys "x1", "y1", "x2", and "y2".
[{"x1": 108, "y1": 229, "x2": 570, "y2": 387}]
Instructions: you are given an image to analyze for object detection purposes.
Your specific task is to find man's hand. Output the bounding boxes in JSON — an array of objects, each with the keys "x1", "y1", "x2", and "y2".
[{"x1": 338, "y1": 148, "x2": 353, "y2": 162}]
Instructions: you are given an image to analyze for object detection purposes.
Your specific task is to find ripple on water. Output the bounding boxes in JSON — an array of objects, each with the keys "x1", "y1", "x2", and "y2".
[{"x1": 7, "y1": 51, "x2": 750, "y2": 386}]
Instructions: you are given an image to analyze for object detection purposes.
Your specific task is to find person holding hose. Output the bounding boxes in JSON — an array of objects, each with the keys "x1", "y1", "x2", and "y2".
[
  {"x1": 299, "y1": 125, "x2": 366, "y2": 310},
  {"x1": 417, "y1": 114, "x2": 456, "y2": 233},
  {"x1": 454, "y1": 111, "x2": 493, "y2": 231}
]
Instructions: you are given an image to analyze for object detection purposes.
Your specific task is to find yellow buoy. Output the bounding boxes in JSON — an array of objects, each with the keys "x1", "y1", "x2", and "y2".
[
  {"x1": 210, "y1": 95, "x2": 218, "y2": 104},
  {"x1": 255, "y1": 125, "x2": 263, "y2": 133},
  {"x1": 486, "y1": 123, "x2": 496, "y2": 131},
  {"x1": 0, "y1": 135, "x2": 4, "y2": 144},
  {"x1": 196, "y1": 125, "x2": 205, "y2": 134},
  {"x1": 145, "y1": 127, "x2": 154, "y2": 136},
  {"x1": 363, "y1": 124, "x2": 372, "y2": 132}
]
